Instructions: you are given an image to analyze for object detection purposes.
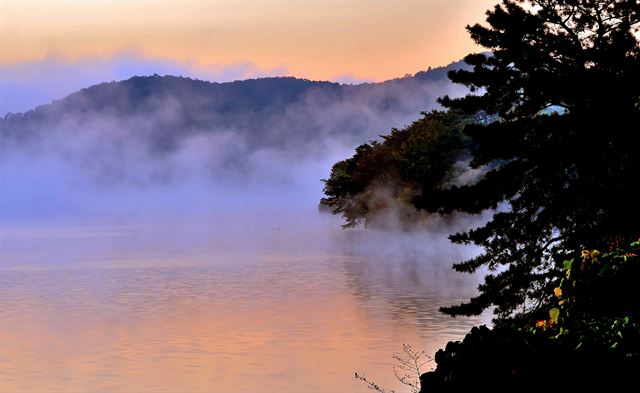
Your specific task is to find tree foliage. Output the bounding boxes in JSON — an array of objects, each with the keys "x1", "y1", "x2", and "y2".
[
  {"x1": 323, "y1": 0, "x2": 640, "y2": 322},
  {"x1": 425, "y1": 0, "x2": 640, "y2": 320},
  {"x1": 321, "y1": 111, "x2": 472, "y2": 228},
  {"x1": 418, "y1": 240, "x2": 640, "y2": 391}
]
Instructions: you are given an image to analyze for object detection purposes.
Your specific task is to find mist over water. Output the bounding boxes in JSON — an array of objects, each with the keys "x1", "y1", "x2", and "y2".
[
  {"x1": 0, "y1": 215, "x2": 489, "y2": 392},
  {"x1": 0, "y1": 70, "x2": 489, "y2": 392},
  {"x1": 0, "y1": 61, "x2": 470, "y2": 217}
]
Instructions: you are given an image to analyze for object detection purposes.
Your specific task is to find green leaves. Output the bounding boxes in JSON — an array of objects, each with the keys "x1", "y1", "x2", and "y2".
[
  {"x1": 541, "y1": 241, "x2": 640, "y2": 358},
  {"x1": 563, "y1": 259, "x2": 573, "y2": 275}
]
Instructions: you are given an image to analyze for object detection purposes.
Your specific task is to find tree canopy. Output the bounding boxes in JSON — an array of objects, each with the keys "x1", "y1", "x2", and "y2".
[
  {"x1": 431, "y1": 0, "x2": 640, "y2": 320},
  {"x1": 321, "y1": 111, "x2": 472, "y2": 228},
  {"x1": 323, "y1": 0, "x2": 640, "y2": 322}
]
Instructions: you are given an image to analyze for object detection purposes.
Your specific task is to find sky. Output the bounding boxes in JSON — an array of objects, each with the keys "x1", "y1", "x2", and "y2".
[{"x1": 0, "y1": 0, "x2": 497, "y2": 114}]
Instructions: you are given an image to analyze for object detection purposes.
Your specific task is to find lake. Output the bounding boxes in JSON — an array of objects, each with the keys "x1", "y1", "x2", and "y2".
[{"x1": 0, "y1": 215, "x2": 489, "y2": 392}]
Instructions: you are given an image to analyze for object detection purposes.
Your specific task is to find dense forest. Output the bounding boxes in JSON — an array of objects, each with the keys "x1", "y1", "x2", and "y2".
[{"x1": 323, "y1": 0, "x2": 640, "y2": 389}]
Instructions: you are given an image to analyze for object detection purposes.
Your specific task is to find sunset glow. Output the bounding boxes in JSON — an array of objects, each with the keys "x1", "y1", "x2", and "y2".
[
  {"x1": 1, "y1": 0, "x2": 496, "y2": 81},
  {"x1": 3, "y1": 1, "x2": 637, "y2": 391}
]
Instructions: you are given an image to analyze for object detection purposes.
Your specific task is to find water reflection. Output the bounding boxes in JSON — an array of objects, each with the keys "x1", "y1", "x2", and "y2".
[{"x1": 0, "y1": 221, "x2": 489, "y2": 392}]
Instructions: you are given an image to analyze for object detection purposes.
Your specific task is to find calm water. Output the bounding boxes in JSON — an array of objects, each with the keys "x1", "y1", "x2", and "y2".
[{"x1": 0, "y1": 218, "x2": 489, "y2": 392}]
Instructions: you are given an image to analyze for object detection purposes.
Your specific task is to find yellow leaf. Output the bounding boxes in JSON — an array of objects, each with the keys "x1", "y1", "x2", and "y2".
[
  {"x1": 554, "y1": 287, "x2": 563, "y2": 297},
  {"x1": 549, "y1": 308, "x2": 560, "y2": 323}
]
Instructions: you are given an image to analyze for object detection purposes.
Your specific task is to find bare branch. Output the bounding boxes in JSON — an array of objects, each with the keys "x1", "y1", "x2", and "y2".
[
  {"x1": 355, "y1": 344, "x2": 433, "y2": 393},
  {"x1": 354, "y1": 373, "x2": 395, "y2": 393}
]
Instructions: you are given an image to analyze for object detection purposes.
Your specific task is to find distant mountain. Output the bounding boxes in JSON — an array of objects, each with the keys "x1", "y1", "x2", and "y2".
[
  {"x1": 2, "y1": 61, "x2": 467, "y2": 143},
  {"x1": 0, "y1": 60, "x2": 470, "y2": 186}
]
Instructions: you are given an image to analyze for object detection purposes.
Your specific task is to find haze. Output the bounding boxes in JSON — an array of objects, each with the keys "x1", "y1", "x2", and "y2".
[{"x1": 0, "y1": 2, "x2": 494, "y2": 392}]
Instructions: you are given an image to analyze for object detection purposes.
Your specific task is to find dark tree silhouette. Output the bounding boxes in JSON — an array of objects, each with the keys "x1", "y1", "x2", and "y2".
[{"x1": 425, "y1": 0, "x2": 640, "y2": 320}]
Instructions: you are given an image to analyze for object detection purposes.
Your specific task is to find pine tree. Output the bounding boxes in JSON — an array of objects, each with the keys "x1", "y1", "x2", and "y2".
[{"x1": 422, "y1": 0, "x2": 640, "y2": 320}]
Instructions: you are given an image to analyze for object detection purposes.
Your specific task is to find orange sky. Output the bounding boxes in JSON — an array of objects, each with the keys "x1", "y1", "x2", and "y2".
[{"x1": 1, "y1": 0, "x2": 497, "y2": 81}]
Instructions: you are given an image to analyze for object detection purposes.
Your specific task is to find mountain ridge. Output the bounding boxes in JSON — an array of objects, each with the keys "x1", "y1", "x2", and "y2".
[
  {"x1": 2, "y1": 59, "x2": 467, "y2": 120},
  {"x1": 0, "y1": 58, "x2": 471, "y2": 188},
  {"x1": 0, "y1": 58, "x2": 470, "y2": 217}
]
